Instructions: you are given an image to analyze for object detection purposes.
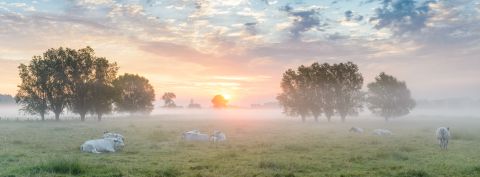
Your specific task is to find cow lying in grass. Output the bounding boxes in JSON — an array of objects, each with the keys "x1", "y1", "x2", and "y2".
[
  {"x1": 81, "y1": 132, "x2": 125, "y2": 153},
  {"x1": 211, "y1": 130, "x2": 227, "y2": 143},
  {"x1": 349, "y1": 127, "x2": 364, "y2": 134},
  {"x1": 103, "y1": 132, "x2": 125, "y2": 143},
  {"x1": 372, "y1": 129, "x2": 392, "y2": 136},
  {"x1": 80, "y1": 137, "x2": 124, "y2": 153},
  {"x1": 182, "y1": 130, "x2": 209, "y2": 141}
]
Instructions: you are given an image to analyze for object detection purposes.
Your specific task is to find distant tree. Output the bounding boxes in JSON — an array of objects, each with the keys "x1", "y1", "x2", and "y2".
[
  {"x1": 90, "y1": 58, "x2": 118, "y2": 121},
  {"x1": 162, "y1": 92, "x2": 177, "y2": 108},
  {"x1": 330, "y1": 62, "x2": 364, "y2": 122},
  {"x1": 15, "y1": 59, "x2": 49, "y2": 120},
  {"x1": 211, "y1": 95, "x2": 228, "y2": 108},
  {"x1": 277, "y1": 68, "x2": 311, "y2": 122},
  {"x1": 64, "y1": 47, "x2": 95, "y2": 121},
  {"x1": 367, "y1": 72, "x2": 415, "y2": 121},
  {"x1": 113, "y1": 73, "x2": 155, "y2": 114},
  {"x1": 0, "y1": 94, "x2": 14, "y2": 104}
]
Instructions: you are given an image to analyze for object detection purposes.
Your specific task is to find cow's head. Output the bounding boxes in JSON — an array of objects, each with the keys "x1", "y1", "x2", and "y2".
[{"x1": 113, "y1": 138, "x2": 125, "y2": 150}]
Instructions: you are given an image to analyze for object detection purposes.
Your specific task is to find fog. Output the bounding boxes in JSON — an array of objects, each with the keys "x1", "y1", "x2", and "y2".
[{"x1": 1, "y1": 104, "x2": 478, "y2": 121}]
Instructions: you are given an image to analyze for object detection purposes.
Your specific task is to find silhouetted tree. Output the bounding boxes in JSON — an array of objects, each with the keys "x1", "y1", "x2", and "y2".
[
  {"x1": 277, "y1": 68, "x2": 311, "y2": 122},
  {"x1": 367, "y1": 72, "x2": 415, "y2": 121},
  {"x1": 162, "y1": 92, "x2": 176, "y2": 108},
  {"x1": 90, "y1": 58, "x2": 118, "y2": 121},
  {"x1": 211, "y1": 95, "x2": 228, "y2": 108},
  {"x1": 15, "y1": 58, "x2": 49, "y2": 120},
  {"x1": 330, "y1": 62, "x2": 364, "y2": 122},
  {"x1": 113, "y1": 73, "x2": 155, "y2": 114},
  {"x1": 65, "y1": 47, "x2": 95, "y2": 121}
]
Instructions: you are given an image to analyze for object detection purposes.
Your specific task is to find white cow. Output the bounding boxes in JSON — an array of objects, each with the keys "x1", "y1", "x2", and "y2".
[
  {"x1": 210, "y1": 130, "x2": 227, "y2": 143},
  {"x1": 349, "y1": 127, "x2": 364, "y2": 133},
  {"x1": 372, "y1": 129, "x2": 392, "y2": 136},
  {"x1": 182, "y1": 130, "x2": 209, "y2": 141},
  {"x1": 103, "y1": 132, "x2": 125, "y2": 143},
  {"x1": 80, "y1": 137, "x2": 124, "y2": 153},
  {"x1": 436, "y1": 127, "x2": 450, "y2": 150}
]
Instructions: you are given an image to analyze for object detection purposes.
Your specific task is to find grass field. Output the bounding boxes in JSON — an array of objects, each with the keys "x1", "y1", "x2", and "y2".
[{"x1": 1, "y1": 110, "x2": 480, "y2": 177}]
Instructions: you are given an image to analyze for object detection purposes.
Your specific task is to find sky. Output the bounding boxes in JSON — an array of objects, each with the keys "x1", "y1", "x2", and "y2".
[{"x1": 0, "y1": 0, "x2": 479, "y2": 107}]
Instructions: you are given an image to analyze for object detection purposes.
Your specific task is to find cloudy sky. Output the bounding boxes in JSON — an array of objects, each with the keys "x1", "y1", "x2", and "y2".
[{"x1": 0, "y1": 0, "x2": 479, "y2": 106}]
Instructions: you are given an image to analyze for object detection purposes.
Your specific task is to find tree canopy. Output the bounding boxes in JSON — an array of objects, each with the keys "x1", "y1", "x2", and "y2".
[
  {"x1": 278, "y1": 61, "x2": 364, "y2": 122},
  {"x1": 113, "y1": 73, "x2": 155, "y2": 114},
  {"x1": 162, "y1": 92, "x2": 177, "y2": 108},
  {"x1": 367, "y1": 72, "x2": 415, "y2": 121}
]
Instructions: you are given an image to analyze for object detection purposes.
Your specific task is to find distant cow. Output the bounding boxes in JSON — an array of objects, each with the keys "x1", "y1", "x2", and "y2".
[
  {"x1": 372, "y1": 129, "x2": 392, "y2": 136},
  {"x1": 80, "y1": 137, "x2": 124, "y2": 153},
  {"x1": 436, "y1": 127, "x2": 450, "y2": 150},
  {"x1": 211, "y1": 130, "x2": 227, "y2": 143},
  {"x1": 349, "y1": 127, "x2": 364, "y2": 134},
  {"x1": 182, "y1": 130, "x2": 209, "y2": 141},
  {"x1": 103, "y1": 132, "x2": 125, "y2": 143}
]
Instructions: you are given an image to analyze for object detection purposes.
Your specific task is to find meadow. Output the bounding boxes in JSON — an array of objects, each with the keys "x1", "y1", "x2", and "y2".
[{"x1": 1, "y1": 110, "x2": 480, "y2": 177}]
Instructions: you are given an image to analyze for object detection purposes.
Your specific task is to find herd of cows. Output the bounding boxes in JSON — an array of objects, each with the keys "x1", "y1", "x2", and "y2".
[
  {"x1": 79, "y1": 130, "x2": 227, "y2": 153},
  {"x1": 79, "y1": 126, "x2": 451, "y2": 154},
  {"x1": 349, "y1": 126, "x2": 451, "y2": 150}
]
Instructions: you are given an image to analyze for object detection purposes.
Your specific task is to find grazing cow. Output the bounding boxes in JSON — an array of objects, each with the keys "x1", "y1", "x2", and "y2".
[
  {"x1": 211, "y1": 130, "x2": 227, "y2": 143},
  {"x1": 436, "y1": 127, "x2": 450, "y2": 150},
  {"x1": 80, "y1": 137, "x2": 124, "y2": 153},
  {"x1": 372, "y1": 129, "x2": 392, "y2": 136},
  {"x1": 103, "y1": 132, "x2": 125, "y2": 143},
  {"x1": 182, "y1": 130, "x2": 209, "y2": 141},
  {"x1": 349, "y1": 127, "x2": 364, "y2": 133}
]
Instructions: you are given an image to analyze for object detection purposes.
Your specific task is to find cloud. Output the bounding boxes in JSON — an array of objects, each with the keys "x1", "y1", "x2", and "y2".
[
  {"x1": 280, "y1": 4, "x2": 327, "y2": 40},
  {"x1": 344, "y1": 10, "x2": 363, "y2": 21},
  {"x1": 370, "y1": 0, "x2": 435, "y2": 36}
]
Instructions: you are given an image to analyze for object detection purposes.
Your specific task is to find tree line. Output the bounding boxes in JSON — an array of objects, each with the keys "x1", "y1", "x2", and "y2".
[
  {"x1": 15, "y1": 47, "x2": 155, "y2": 121},
  {"x1": 277, "y1": 62, "x2": 415, "y2": 122}
]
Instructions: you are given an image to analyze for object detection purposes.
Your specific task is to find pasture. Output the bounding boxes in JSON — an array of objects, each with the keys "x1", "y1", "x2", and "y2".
[{"x1": 1, "y1": 110, "x2": 480, "y2": 177}]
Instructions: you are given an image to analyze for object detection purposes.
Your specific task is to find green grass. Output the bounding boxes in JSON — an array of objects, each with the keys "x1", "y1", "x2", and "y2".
[{"x1": 0, "y1": 113, "x2": 479, "y2": 176}]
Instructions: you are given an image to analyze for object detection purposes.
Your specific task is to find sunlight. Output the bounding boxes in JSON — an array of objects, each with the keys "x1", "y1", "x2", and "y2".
[{"x1": 222, "y1": 93, "x2": 232, "y2": 100}]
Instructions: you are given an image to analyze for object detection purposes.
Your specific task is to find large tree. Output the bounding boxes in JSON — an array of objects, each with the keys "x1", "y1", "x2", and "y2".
[
  {"x1": 162, "y1": 92, "x2": 177, "y2": 108},
  {"x1": 64, "y1": 47, "x2": 95, "y2": 121},
  {"x1": 367, "y1": 72, "x2": 415, "y2": 121},
  {"x1": 90, "y1": 57, "x2": 118, "y2": 121},
  {"x1": 277, "y1": 68, "x2": 311, "y2": 122},
  {"x1": 330, "y1": 62, "x2": 364, "y2": 122},
  {"x1": 113, "y1": 73, "x2": 155, "y2": 114},
  {"x1": 15, "y1": 58, "x2": 50, "y2": 120}
]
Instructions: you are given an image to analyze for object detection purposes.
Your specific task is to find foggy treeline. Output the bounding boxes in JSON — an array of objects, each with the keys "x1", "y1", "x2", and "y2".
[
  {"x1": 15, "y1": 47, "x2": 155, "y2": 121},
  {"x1": 277, "y1": 62, "x2": 415, "y2": 122}
]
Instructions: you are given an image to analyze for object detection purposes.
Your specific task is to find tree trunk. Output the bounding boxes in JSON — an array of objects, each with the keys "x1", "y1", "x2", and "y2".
[
  {"x1": 340, "y1": 114, "x2": 346, "y2": 122},
  {"x1": 54, "y1": 112, "x2": 60, "y2": 121},
  {"x1": 326, "y1": 115, "x2": 331, "y2": 122},
  {"x1": 97, "y1": 114, "x2": 102, "y2": 122},
  {"x1": 40, "y1": 113, "x2": 45, "y2": 121},
  {"x1": 301, "y1": 115, "x2": 306, "y2": 123},
  {"x1": 80, "y1": 113, "x2": 86, "y2": 122},
  {"x1": 314, "y1": 115, "x2": 318, "y2": 122}
]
